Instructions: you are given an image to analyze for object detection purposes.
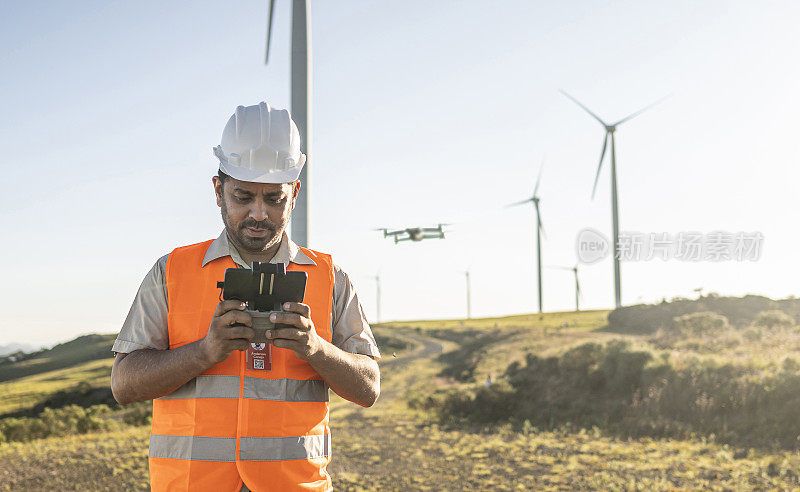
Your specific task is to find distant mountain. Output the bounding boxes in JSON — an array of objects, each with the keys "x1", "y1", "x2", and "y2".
[{"x1": 0, "y1": 343, "x2": 39, "y2": 357}]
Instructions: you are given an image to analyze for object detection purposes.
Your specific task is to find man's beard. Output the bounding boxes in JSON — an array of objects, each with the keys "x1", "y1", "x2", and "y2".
[{"x1": 220, "y1": 199, "x2": 283, "y2": 253}]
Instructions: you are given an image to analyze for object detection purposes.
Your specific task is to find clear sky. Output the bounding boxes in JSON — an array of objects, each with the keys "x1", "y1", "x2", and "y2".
[{"x1": 1, "y1": 0, "x2": 799, "y2": 347}]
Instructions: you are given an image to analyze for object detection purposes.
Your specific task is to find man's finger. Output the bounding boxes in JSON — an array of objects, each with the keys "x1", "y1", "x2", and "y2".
[
  {"x1": 268, "y1": 312, "x2": 309, "y2": 330},
  {"x1": 231, "y1": 339, "x2": 251, "y2": 351},
  {"x1": 267, "y1": 328, "x2": 304, "y2": 341},
  {"x1": 214, "y1": 300, "x2": 247, "y2": 317},
  {"x1": 218, "y1": 309, "x2": 253, "y2": 327},
  {"x1": 223, "y1": 325, "x2": 255, "y2": 341},
  {"x1": 282, "y1": 302, "x2": 310, "y2": 318}
]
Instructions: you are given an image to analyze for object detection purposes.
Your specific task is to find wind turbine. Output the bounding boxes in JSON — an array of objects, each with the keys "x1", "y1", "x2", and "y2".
[
  {"x1": 464, "y1": 269, "x2": 472, "y2": 319},
  {"x1": 508, "y1": 159, "x2": 546, "y2": 313},
  {"x1": 560, "y1": 90, "x2": 668, "y2": 308},
  {"x1": 373, "y1": 273, "x2": 382, "y2": 323},
  {"x1": 548, "y1": 264, "x2": 582, "y2": 312},
  {"x1": 266, "y1": 0, "x2": 311, "y2": 247}
]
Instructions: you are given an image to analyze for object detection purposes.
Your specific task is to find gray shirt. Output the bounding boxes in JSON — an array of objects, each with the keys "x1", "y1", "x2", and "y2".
[{"x1": 112, "y1": 230, "x2": 381, "y2": 358}]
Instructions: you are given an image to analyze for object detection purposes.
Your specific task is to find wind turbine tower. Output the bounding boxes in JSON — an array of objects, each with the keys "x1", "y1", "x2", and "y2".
[
  {"x1": 561, "y1": 91, "x2": 667, "y2": 308},
  {"x1": 464, "y1": 270, "x2": 472, "y2": 319},
  {"x1": 508, "y1": 160, "x2": 546, "y2": 313},
  {"x1": 266, "y1": 0, "x2": 311, "y2": 247},
  {"x1": 374, "y1": 273, "x2": 381, "y2": 323},
  {"x1": 548, "y1": 264, "x2": 582, "y2": 312}
]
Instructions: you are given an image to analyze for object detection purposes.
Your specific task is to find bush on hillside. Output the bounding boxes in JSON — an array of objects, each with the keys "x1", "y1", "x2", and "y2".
[
  {"x1": 607, "y1": 294, "x2": 791, "y2": 335},
  {"x1": 671, "y1": 311, "x2": 729, "y2": 336},
  {"x1": 432, "y1": 339, "x2": 800, "y2": 450},
  {"x1": 1, "y1": 382, "x2": 117, "y2": 419},
  {"x1": 0, "y1": 404, "x2": 118, "y2": 443},
  {"x1": 121, "y1": 401, "x2": 152, "y2": 426},
  {"x1": 755, "y1": 310, "x2": 795, "y2": 330}
]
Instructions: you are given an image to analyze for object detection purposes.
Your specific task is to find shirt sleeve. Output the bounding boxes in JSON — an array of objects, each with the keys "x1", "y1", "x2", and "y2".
[
  {"x1": 112, "y1": 254, "x2": 170, "y2": 353},
  {"x1": 330, "y1": 265, "x2": 381, "y2": 358}
]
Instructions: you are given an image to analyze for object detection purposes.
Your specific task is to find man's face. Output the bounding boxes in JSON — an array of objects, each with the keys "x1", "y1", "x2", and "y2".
[{"x1": 213, "y1": 175, "x2": 300, "y2": 253}]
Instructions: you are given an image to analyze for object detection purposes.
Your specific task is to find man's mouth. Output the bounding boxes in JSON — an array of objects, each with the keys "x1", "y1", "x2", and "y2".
[{"x1": 245, "y1": 227, "x2": 271, "y2": 238}]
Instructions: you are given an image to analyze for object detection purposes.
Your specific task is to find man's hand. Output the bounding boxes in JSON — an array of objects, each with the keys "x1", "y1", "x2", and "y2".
[
  {"x1": 267, "y1": 302, "x2": 323, "y2": 361},
  {"x1": 200, "y1": 300, "x2": 255, "y2": 365}
]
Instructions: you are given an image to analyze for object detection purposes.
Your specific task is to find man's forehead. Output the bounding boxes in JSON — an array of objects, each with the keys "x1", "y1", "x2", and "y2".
[{"x1": 228, "y1": 177, "x2": 292, "y2": 194}]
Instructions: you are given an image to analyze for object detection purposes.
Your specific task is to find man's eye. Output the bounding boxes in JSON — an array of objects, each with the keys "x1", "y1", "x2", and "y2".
[
  {"x1": 268, "y1": 197, "x2": 285, "y2": 204},
  {"x1": 234, "y1": 195, "x2": 252, "y2": 203}
]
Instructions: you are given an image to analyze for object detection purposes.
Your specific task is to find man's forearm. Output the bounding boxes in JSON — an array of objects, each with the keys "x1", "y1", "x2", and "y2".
[
  {"x1": 112, "y1": 337, "x2": 380, "y2": 407},
  {"x1": 111, "y1": 341, "x2": 213, "y2": 404},
  {"x1": 307, "y1": 340, "x2": 380, "y2": 407}
]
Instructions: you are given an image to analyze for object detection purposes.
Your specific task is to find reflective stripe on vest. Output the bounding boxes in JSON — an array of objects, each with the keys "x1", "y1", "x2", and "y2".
[
  {"x1": 158, "y1": 375, "x2": 329, "y2": 402},
  {"x1": 149, "y1": 434, "x2": 331, "y2": 462},
  {"x1": 150, "y1": 239, "x2": 335, "y2": 492}
]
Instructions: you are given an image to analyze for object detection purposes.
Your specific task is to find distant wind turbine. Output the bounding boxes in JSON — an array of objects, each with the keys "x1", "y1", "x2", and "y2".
[
  {"x1": 548, "y1": 264, "x2": 582, "y2": 312},
  {"x1": 561, "y1": 90, "x2": 669, "y2": 308},
  {"x1": 464, "y1": 269, "x2": 472, "y2": 319},
  {"x1": 373, "y1": 273, "x2": 381, "y2": 323},
  {"x1": 508, "y1": 158, "x2": 546, "y2": 313}
]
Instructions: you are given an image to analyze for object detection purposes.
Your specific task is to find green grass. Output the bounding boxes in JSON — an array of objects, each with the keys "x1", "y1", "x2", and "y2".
[
  {"x1": 0, "y1": 358, "x2": 113, "y2": 416},
  {"x1": 0, "y1": 334, "x2": 115, "y2": 383}
]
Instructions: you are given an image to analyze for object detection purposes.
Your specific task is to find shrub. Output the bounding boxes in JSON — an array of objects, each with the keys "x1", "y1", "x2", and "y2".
[
  {"x1": 607, "y1": 295, "x2": 787, "y2": 334},
  {"x1": 122, "y1": 401, "x2": 152, "y2": 426},
  {"x1": 672, "y1": 312, "x2": 729, "y2": 336},
  {"x1": 755, "y1": 310, "x2": 795, "y2": 330},
  {"x1": 1, "y1": 382, "x2": 117, "y2": 419},
  {"x1": 0, "y1": 404, "x2": 117, "y2": 442},
  {"x1": 431, "y1": 339, "x2": 800, "y2": 450}
]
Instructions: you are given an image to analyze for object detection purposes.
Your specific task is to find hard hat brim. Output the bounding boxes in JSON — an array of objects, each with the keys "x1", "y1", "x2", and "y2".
[{"x1": 218, "y1": 159, "x2": 304, "y2": 184}]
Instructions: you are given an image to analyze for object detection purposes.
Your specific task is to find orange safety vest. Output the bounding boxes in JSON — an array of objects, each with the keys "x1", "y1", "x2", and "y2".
[{"x1": 148, "y1": 239, "x2": 335, "y2": 492}]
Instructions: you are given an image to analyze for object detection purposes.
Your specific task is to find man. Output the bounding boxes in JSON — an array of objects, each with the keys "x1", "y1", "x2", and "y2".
[{"x1": 111, "y1": 102, "x2": 381, "y2": 492}]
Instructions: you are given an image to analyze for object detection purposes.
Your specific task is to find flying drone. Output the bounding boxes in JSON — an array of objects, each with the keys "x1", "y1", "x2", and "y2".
[{"x1": 376, "y1": 224, "x2": 448, "y2": 244}]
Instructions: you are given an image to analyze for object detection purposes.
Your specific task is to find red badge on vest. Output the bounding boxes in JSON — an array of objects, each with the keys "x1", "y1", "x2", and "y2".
[{"x1": 246, "y1": 342, "x2": 271, "y2": 371}]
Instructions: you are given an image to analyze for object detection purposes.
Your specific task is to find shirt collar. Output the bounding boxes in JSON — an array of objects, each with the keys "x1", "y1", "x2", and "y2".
[{"x1": 202, "y1": 230, "x2": 316, "y2": 268}]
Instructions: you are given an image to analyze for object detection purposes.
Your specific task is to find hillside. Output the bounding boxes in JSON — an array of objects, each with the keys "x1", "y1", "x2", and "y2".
[
  {"x1": 0, "y1": 334, "x2": 115, "y2": 384},
  {"x1": 3, "y1": 295, "x2": 800, "y2": 489}
]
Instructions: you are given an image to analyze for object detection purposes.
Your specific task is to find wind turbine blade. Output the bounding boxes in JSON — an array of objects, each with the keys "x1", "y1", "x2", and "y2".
[
  {"x1": 533, "y1": 157, "x2": 545, "y2": 197},
  {"x1": 612, "y1": 93, "x2": 672, "y2": 126},
  {"x1": 560, "y1": 90, "x2": 608, "y2": 127},
  {"x1": 591, "y1": 134, "x2": 609, "y2": 200},
  {"x1": 265, "y1": 0, "x2": 276, "y2": 64},
  {"x1": 506, "y1": 198, "x2": 532, "y2": 208}
]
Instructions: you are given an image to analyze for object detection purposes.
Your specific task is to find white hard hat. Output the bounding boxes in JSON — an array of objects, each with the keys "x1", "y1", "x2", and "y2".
[{"x1": 213, "y1": 102, "x2": 306, "y2": 183}]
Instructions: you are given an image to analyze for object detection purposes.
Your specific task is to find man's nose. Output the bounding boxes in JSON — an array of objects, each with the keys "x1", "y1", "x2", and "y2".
[{"x1": 249, "y1": 201, "x2": 269, "y2": 222}]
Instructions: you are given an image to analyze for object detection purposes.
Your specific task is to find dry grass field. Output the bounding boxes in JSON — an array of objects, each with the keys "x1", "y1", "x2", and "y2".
[{"x1": 3, "y1": 304, "x2": 800, "y2": 490}]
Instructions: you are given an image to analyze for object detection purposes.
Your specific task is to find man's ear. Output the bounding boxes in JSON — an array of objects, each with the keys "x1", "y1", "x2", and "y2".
[
  {"x1": 212, "y1": 176, "x2": 223, "y2": 207},
  {"x1": 290, "y1": 180, "x2": 301, "y2": 210}
]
